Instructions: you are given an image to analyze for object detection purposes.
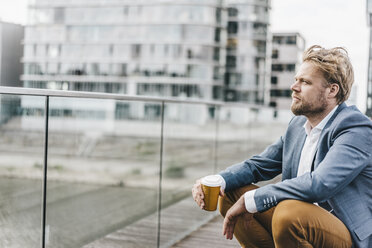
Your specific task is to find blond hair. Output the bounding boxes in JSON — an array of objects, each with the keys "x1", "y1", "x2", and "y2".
[{"x1": 302, "y1": 45, "x2": 354, "y2": 104}]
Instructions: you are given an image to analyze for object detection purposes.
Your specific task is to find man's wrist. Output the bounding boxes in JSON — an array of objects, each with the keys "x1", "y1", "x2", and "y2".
[{"x1": 244, "y1": 189, "x2": 258, "y2": 213}]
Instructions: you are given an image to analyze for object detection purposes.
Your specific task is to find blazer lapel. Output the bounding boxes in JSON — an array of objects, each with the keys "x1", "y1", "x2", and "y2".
[
  {"x1": 292, "y1": 128, "x2": 307, "y2": 178},
  {"x1": 318, "y1": 103, "x2": 346, "y2": 138},
  {"x1": 313, "y1": 103, "x2": 346, "y2": 170}
]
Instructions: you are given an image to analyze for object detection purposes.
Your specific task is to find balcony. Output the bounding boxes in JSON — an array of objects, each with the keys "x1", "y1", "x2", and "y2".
[{"x1": 0, "y1": 86, "x2": 286, "y2": 247}]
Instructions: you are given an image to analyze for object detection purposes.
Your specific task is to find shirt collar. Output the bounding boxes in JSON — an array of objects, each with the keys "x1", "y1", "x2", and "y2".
[{"x1": 303, "y1": 105, "x2": 339, "y2": 136}]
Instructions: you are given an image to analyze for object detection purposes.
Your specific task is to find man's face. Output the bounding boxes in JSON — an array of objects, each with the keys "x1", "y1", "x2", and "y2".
[{"x1": 291, "y1": 62, "x2": 330, "y2": 116}]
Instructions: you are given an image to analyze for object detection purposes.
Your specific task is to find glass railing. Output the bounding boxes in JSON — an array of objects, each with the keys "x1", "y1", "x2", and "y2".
[
  {"x1": 0, "y1": 86, "x2": 287, "y2": 248},
  {"x1": 0, "y1": 94, "x2": 44, "y2": 247}
]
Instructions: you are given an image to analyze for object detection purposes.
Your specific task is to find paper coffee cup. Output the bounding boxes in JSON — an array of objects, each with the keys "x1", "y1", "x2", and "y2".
[{"x1": 201, "y1": 175, "x2": 222, "y2": 211}]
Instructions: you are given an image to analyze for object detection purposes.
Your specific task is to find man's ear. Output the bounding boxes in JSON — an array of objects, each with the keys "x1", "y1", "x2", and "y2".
[{"x1": 328, "y1": 83, "x2": 339, "y2": 99}]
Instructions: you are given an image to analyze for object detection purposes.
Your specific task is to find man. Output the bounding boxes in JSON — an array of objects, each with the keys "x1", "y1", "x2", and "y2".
[{"x1": 192, "y1": 45, "x2": 372, "y2": 248}]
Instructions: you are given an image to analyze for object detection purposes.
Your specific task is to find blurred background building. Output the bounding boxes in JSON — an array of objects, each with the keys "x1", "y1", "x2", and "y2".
[
  {"x1": 367, "y1": 0, "x2": 372, "y2": 117},
  {"x1": 23, "y1": 0, "x2": 228, "y2": 99},
  {"x1": 22, "y1": 0, "x2": 228, "y2": 122},
  {"x1": 0, "y1": 21, "x2": 23, "y2": 88},
  {"x1": 21, "y1": 0, "x2": 274, "y2": 124},
  {"x1": 0, "y1": 21, "x2": 23, "y2": 123},
  {"x1": 269, "y1": 32, "x2": 305, "y2": 110},
  {"x1": 224, "y1": 0, "x2": 271, "y2": 104}
]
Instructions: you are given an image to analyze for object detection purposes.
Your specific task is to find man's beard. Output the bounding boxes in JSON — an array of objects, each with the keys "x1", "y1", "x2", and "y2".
[{"x1": 291, "y1": 93, "x2": 328, "y2": 117}]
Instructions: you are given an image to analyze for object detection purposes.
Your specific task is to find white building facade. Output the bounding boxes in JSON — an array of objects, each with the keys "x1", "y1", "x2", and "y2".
[
  {"x1": 22, "y1": 0, "x2": 228, "y2": 123},
  {"x1": 224, "y1": 0, "x2": 271, "y2": 104},
  {"x1": 20, "y1": 0, "x2": 273, "y2": 128}
]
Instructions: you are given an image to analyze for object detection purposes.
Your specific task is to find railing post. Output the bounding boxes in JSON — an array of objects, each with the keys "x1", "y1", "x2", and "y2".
[
  {"x1": 157, "y1": 101, "x2": 165, "y2": 248},
  {"x1": 41, "y1": 96, "x2": 49, "y2": 248},
  {"x1": 213, "y1": 105, "x2": 220, "y2": 174}
]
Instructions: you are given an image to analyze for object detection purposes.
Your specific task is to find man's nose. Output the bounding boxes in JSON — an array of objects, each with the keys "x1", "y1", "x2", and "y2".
[{"x1": 291, "y1": 81, "x2": 300, "y2": 92}]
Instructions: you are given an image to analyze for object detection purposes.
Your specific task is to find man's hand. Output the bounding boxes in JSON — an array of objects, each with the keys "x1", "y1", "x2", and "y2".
[
  {"x1": 192, "y1": 179, "x2": 205, "y2": 209},
  {"x1": 223, "y1": 195, "x2": 248, "y2": 240},
  {"x1": 192, "y1": 178, "x2": 225, "y2": 210}
]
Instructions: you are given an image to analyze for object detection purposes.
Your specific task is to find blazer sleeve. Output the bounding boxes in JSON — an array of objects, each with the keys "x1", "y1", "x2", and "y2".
[
  {"x1": 219, "y1": 135, "x2": 284, "y2": 192},
  {"x1": 253, "y1": 116, "x2": 372, "y2": 212}
]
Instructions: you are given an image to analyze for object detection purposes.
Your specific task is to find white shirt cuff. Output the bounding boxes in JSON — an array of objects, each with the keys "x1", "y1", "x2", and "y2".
[
  {"x1": 215, "y1": 175, "x2": 226, "y2": 190},
  {"x1": 244, "y1": 189, "x2": 258, "y2": 213}
]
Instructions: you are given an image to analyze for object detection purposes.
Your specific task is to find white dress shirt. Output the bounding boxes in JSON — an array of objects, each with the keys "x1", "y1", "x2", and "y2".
[
  {"x1": 217, "y1": 105, "x2": 339, "y2": 213},
  {"x1": 296, "y1": 105, "x2": 338, "y2": 177}
]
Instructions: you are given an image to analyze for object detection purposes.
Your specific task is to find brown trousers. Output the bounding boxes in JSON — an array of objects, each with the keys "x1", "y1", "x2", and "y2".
[{"x1": 219, "y1": 184, "x2": 352, "y2": 248}]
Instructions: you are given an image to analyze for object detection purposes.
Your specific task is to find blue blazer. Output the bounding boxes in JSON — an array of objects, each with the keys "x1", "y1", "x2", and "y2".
[{"x1": 219, "y1": 103, "x2": 372, "y2": 248}]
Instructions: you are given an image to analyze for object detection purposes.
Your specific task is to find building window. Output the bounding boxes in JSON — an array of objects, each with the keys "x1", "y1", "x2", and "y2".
[
  {"x1": 187, "y1": 49, "x2": 193, "y2": 59},
  {"x1": 253, "y1": 23, "x2": 267, "y2": 35},
  {"x1": 272, "y1": 64, "x2": 295, "y2": 72},
  {"x1": 144, "y1": 104, "x2": 161, "y2": 119},
  {"x1": 228, "y1": 21, "x2": 238, "y2": 34},
  {"x1": 213, "y1": 86, "x2": 222, "y2": 100},
  {"x1": 286, "y1": 36, "x2": 297, "y2": 45},
  {"x1": 271, "y1": 76, "x2": 278, "y2": 85},
  {"x1": 270, "y1": 89, "x2": 292, "y2": 97},
  {"x1": 272, "y1": 49, "x2": 278, "y2": 59},
  {"x1": 254, "y1": 40, "x2": 266, "y2": 53},
  {"x1": 272, "y1": 64, "x2": 283, "y2": 72},
  {"x1": 273, "y1": 36, "x2": 282, "y2": 44},
  {"x1": 227, "y1": 38, "x2": 237, "y2": 50},
  {"x1": 225, "y1": 89, "x2": 237, "y2": 101},
  {"x1": 270, "y1": 90, "x2": 278, "y2": 97},
  {"x1": 213, "y1": 47, "x2": 220, "y2": 61},
  {"x1": 54, "y1": 8, "x2": 65, "y2": 23},
  {"x1": 104, "y1": 83, "x2": 113, "y2": 93},
  {"x1": 284, "y1": 90, "x2": 291, "y2": 97},
  {"x1": 228, "y1": 8, "x2": 238, "y2": 17},
  {"x1": 115, "y1": 103, "x2": 130, "y2": 120},
  {"x1": 214, "y1": 28, "x2": 221, "y2": 42},
  {"x1": 131, "y1": 44, "x2": 141, "y2": 58},
  {"x1": 286, "y1": 64, "x2": 296, "y2": 71},
  {"x1": 216, "y1": 8, "x2": 222, "y2": 23},
  {"x1": 226, "y1": 56, "x2": 236, "y2": 68},
  {"x1": 27, "y1": 63, "x2": 45, "y2": 75},
  {"x1": 213, "y1": 66, "x2": 220, "y2": 80}
]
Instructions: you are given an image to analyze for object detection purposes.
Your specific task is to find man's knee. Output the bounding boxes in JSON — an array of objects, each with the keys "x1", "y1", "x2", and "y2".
[
  {"x1": 272, "y1": 200, "x2": 308, "y2": 240},
  {"x1": 273, "y1": 200, "x2": 304, "y2": 225}
]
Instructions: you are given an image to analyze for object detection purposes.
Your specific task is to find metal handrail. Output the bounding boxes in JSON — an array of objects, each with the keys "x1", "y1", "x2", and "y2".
[{"x1": 0, "y1": 86, "x2": 266, "y2": 109}]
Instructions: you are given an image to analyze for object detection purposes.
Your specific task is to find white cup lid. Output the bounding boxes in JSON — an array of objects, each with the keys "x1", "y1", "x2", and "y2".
[{"x1": 201, "y1": 175, "x2": 222, "y2": 187}]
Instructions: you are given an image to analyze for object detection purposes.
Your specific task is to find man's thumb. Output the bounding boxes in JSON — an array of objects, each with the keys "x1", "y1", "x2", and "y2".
[{"x1": 219, "y1": 189, "x2": 225, "y2": 197}]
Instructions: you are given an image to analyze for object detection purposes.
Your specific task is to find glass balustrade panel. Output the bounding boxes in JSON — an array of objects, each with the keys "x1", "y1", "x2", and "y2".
[
  {"x1": 45, "y1": 97, "x2": 161, "y2": 248},
  {"x1": 0, "y1": 94, "x2": 45, "y2": 247},
  {"x1": 159, "y1": 102, "x2": 218, "y2": 247}
]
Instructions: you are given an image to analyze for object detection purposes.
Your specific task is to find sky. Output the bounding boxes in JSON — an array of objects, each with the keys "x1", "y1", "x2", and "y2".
[
  {"x1": 271, "y1": 0, "x2": 369, "y2": 112},
  {"x1": 0, "y1": 0, "x2": 28, "y2": 25},
  {"x1": 0, "y1": 0, "x2": 369, "y2": 111}
]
